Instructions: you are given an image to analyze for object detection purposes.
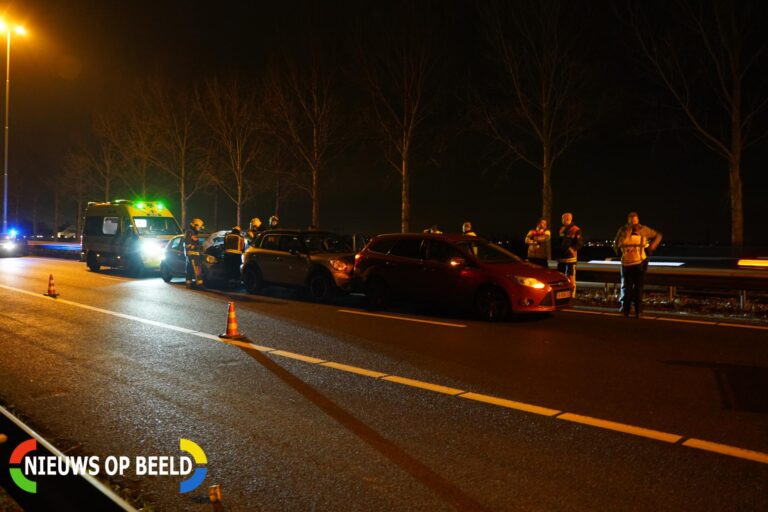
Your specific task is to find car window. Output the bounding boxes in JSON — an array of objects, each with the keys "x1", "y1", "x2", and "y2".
[
  {"x1": 426, "y1": 240, "x2": 464, "y2": 263},
  {"x1": 170, "y1": 238, "x2": 182, "y2": 250},
  {"x1": 303, "y1": 234, "x2": 351, "y2": 253},
  {"x1": 368, "y1": 237, "x2": 398, "y2": 254},
  {"x1": 455, "y1": 240, "x2": 521, "y2": 263},
  {"x1": 388, "y1": 238, "x2": 423, "y2": 259},
  {"x1": 278, "y1": 235, "x2": 303, "y2": 253},
  {"x1": 260, "y1": 234, "x2": 279, "y2": 251},
  {"x1": 132, "y1": 216, "x2": 181, "y2": 235},
  {"x1": 102, "y1": 217, "x2": 120, "y2": 236}
]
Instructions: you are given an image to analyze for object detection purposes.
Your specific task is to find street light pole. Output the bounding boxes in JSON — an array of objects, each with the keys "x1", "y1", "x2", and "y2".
[
  {"x1": 1, "y1": 22, "x2": 24, "y2": 234},
  {"x1": 3, "y1": 29, "x2": 11, "y2": 234}
]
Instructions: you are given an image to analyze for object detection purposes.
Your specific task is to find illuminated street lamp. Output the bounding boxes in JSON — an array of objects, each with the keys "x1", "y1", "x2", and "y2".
[{"x1": 0, "y1": 20, "x2": 25, "y2": 234}]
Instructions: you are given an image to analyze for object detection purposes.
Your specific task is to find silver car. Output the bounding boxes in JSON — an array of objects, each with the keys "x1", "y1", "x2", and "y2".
[{"x1": 242, "y1": 230, "x2": 355, "y2": 301}]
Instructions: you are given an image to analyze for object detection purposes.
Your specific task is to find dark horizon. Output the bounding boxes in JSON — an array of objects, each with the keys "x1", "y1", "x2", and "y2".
[{"x1": 3, "y1": 0, "x2": 768, "y2": 245}]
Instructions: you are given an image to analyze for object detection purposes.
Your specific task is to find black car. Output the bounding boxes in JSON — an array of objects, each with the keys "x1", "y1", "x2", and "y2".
[
  {"x1": 0, "y1": 232, "x2": 29, "y2": 257},
  {"x1": 160, "y1": 231, "x2": 233, "y2": 287}
]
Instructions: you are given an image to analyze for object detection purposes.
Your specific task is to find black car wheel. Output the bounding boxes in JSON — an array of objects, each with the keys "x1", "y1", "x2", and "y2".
[
  {"x1": 86, "y1": 252, "x2": 101, "y2": 272},
  {"x1": 365, "y1": 277, "x2": 390, "y2": 309},
  {"x1": 160, "y1": 263, "x2": 172, "y2": 283},
  {"x1": 243, "y1": 265, "x2": 264, "y2": 294},
  {"x1": 307, "y1": 270, "x2": 337, "y2": 302},
  {"x1": 474, "y1": 286, "x2": 509, "y2": 322}
]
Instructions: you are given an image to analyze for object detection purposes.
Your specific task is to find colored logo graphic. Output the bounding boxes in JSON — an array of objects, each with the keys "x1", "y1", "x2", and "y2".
[
  {"x1": 179, "y1": 438, "x2": 207, "y2": 493},
  {"x1": 9, "y1": 439, "x2": 37, "y2": 493}
]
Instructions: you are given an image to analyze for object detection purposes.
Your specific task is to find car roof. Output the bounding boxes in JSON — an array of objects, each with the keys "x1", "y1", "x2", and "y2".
[
  {"x1": 372, "y1": 233, "x2": 484, "y2": 242},
  {"x1": 260, "y1": 229, "x2": 341, "y2": 237}
]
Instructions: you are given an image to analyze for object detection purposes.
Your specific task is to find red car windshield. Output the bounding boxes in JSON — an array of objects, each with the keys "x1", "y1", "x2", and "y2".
[{"x1": 455, "y1": 240, "x2": 521, "y2": 263}]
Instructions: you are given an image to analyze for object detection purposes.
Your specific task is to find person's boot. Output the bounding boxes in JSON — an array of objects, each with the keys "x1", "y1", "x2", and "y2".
[{"x1": 186, "y1": 280, "x2": 193, "y2": 289}]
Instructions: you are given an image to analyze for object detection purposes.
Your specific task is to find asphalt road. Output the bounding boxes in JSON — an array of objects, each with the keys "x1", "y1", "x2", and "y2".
[{"x1": 0, "y1": 257, "x2": 766, "y2": 511}]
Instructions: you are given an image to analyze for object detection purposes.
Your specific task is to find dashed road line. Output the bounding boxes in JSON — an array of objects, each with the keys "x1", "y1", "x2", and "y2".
[
  {"x1": 382, "y1": 376, "x2": 465, "y2": 396},
  {"x1": 2, "y1": 282, "x2": 767, "y2": 466},
  {"x1": 337, "y1": 309, "x2": 467, "y2": 328},
  {"x1": 682, "y1": 438, "x2": 768, "y2": 464},
  {"x1": 564, "y1": 308, "x2": 768, "y2": 331},
  {"x1": 459, "y1": 393, "x2": 561, "y2": 417},
  {"x1": 556, "y1": 413, "x2": 682, "y2": 443}
]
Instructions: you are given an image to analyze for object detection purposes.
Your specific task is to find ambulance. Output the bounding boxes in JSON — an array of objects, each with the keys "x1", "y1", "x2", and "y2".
[{"x1": 81, "y1": 200, "x2": 182, "y2": 276}]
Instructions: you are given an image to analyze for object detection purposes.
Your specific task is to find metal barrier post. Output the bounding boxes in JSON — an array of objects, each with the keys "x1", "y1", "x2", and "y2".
[
  {"x1": 668, "y1": 286, "x2": 676, "y2": 301},
  {"x1": 740, "y1": 290, "x2": 748, "y2": 311}
]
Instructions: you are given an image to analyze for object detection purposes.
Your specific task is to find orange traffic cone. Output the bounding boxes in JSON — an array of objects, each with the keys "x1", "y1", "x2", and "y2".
[
  {"x1": 219, "y1": 302, "x2": 243, "y2": 339},
  {"x1": 44, "y1": 274, "x2": 59, "y2": 298}
]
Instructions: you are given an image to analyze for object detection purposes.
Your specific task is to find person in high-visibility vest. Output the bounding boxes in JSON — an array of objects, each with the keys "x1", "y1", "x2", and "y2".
[
  {"x1": 525, "y1": 217, "x2": 551, "y2": 268},
  {"x1": 555, "y1": 212, "x2": 583, "y2": 292},
  {"x1": 613, "y1": 212, "x2": 662, "y2": 318},
  {"x1": 184, "y1": 218, "x2": 205, "y2": 288},
  {"x1": 224, "y1": 226, "x2": 245, "y2": 281}
]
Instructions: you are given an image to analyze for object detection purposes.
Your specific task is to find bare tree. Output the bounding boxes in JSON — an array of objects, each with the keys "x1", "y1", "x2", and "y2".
[
  {"x1": 480, "y1": 0, "x2": 590, "y2": 225},
  {"x1": 629, "y1": 0, "x2": 768, "y2": 246},
  {"x1": 358, "y1": 3, "x2": 438, "y2": 233},
  {"x1": 263, "y1": 57, "x2": 340, "y2": 228},
  {"x1": 61, "y1": 151, "x2": 97, "y2": 235},
  {"x1": 198, "y1": 78, "x2": 264, "y2": 227},
  {"x1": 141, "y1": 81, "x2": 208, "y2": 228}
]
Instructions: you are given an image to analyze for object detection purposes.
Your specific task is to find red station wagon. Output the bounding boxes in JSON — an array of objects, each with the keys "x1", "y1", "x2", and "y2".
[{"x1": 354, "y1": 233, "x2": 573, "y2": 320}]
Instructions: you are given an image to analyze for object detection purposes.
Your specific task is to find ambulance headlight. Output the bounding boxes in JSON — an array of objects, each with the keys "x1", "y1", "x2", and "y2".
[{"x1": 141, "y1": 239, "x2": 164, "y2": 258}]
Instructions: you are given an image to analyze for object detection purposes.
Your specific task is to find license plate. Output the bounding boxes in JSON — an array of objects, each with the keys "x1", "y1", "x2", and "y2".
[{"x1": 556, "y1": 290, "x2": 571, "y2": 299}]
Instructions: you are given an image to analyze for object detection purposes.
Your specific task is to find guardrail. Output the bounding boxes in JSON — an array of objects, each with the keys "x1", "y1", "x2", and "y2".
[
  {"x1": 0, "y1": 406, "x2": 135, "y2": 511},
  {"x1": 574, "y1": 261, "x2": 768, "y2": 310}
]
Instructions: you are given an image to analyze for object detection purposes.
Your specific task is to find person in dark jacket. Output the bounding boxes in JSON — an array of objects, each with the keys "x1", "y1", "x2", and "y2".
[
  {"x1": 224, "y1": 226, "x2": 245, "y2": 281},
  {"x1": 613, "y1": 212, "x2": 662, "y2": 317},
  {"x1": 185, "y1": 218, "x2": 205, "y2": 288},
  {"x1": 555, "y1": 212, "x2": 583, "y2": 291},
  {"x1": 524, "y1": 217, "x2": 551, "y2": 268}
]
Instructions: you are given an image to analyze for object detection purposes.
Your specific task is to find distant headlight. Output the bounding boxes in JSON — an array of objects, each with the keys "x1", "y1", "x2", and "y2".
[
  {"x1": 1, "y1": 241, "x2": 16, "y2": 251},
  {"x1": 329, "y1": 258, "x2": 352, "y2": 273},
  {"x1": 141, "y1": 239, "x2": 164, "y2": 258},
  {"x1": 513, "y1": 276, "x2": 546, "y2": 289}
]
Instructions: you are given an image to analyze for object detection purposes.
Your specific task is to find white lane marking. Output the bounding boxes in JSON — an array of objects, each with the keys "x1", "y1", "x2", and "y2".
[
  {"x1": 459, "y1": 392, "x2": 561, "y2": 417},
  {"x1": 337, "y1": 309, "x2": 467, "y2": 328},
  {"x1": 717, "y1": 322, "x2": 768, "y2": 331},
  {"x1": 657, "y1": 317, "x2": 716, "y2": 326},
  {"x1": 563, "y1": 308, "x2": 768, "y2": 331},
  {"x1": 683, "y1": 439, "x2": 768, "y2": 464},
  {"x1": 556, "y1": 413, "x2": 682, "y2": 443},
  {"x1": 320, "y1": 361, "x2": 388, "y2": 379},
  {"x1": 382, "y1": 376, "x2": 465, "y2": 396},
  {"x1": 2, "y1": 282, "x2": 767, "y2": 465}
]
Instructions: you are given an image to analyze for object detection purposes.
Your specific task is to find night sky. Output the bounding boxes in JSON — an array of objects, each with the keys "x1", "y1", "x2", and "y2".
[{"x1": 4, "y1": 0, "x2": 768, "y2": 245}]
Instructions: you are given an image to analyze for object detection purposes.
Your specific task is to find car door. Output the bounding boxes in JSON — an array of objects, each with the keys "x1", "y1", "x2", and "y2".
[
  {"x1": 277, "y1": 234, "x2": 311, "y2": 285},
  {"x1": 382, "y1": 237, "x2": 425, "y2": 299},
  {"x1": 421, "y1": 240, "x2": 470, "y2": 303},
  {"x1": 167, "y1": 237, "x2": 186, "y2": 275},
  {"x1": 253, "y1": 234, "x2": 283, "y2": 282}
]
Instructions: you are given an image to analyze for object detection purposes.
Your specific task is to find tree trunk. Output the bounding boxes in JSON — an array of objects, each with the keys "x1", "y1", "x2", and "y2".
[
  {"x1": 32, "y1": 195, "x2": 38, "y2": 238},
  {"x1": 541, "y1": 145, "x2": 552, "y2": 225},
  {"x1": 52, "y1": 191, "x2": 59, "y2": 239},
  {"x1": 213, "y1": 191, "x2": 219, "y2": 232},
  {"x1": 236, "y1": 185, "x2": 242, "y2": 229},
  {"x1": 76, "y1": 196, "x2": 83, "y2": 236},
  {"x1": 274, "y1": 174, "x2": 281, "y2": 217},
  {"x1": 729, "y1": 161, "x2": 743, "y2": 246},
  {"x1": 180, "y1": 179, "x2": 186, "y2": 230},
  {"x1": 312, "y1": 167, "x2": 319, "y2": 228},
  {"x1": 401, "y1": 158, "x2": 410, "y2": 233}
]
